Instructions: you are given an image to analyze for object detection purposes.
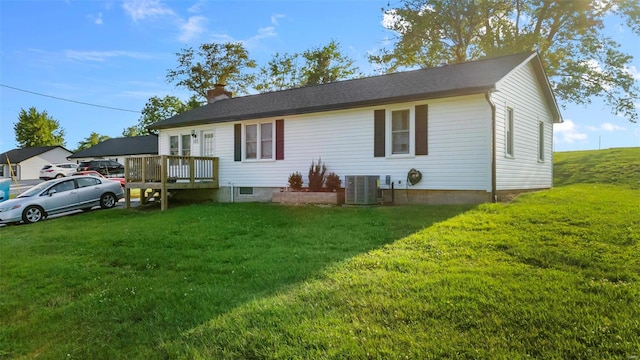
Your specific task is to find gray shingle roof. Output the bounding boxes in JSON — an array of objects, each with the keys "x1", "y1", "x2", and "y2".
[
  {"x1": 150, "y1": 51, "x2": 559, "y2": 130},
  {"x1": 69, "y1": 135, "x2": 158, "y2": 159},
  {"x1": 0, "y1": 146, "x2": 70, "y2": 164}
]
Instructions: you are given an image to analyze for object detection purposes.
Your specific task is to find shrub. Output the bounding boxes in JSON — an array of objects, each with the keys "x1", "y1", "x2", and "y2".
[
  {"x1": 308, "y1": 159, "x2": 327, "y2": 192},
  {"x1": 325, "y1": 172, "x2": 341, "y2": 192},
  {"x1": 288, "y1": 172, "x2": 303, "y2": 190}
]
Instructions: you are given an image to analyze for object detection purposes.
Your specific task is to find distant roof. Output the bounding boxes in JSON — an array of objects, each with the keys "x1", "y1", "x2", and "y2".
[
  {"x1": 69, "y1": 135, "x2": 158, "y2": 159},
  {"x1": 0, "y1": 146, "x2": 71, "y2": 164},
  {"x1": 150, "y1": 51, "x2": 560, "y2": 130}
]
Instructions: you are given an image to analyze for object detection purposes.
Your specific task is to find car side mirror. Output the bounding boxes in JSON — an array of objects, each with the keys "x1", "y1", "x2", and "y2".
[{"x1": 48, "y1": 189, "x2": 57, "y2": 196}]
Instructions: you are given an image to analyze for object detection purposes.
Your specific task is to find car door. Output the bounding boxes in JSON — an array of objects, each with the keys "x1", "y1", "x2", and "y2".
[
  {"x1": 75, "y1": 177, "x2": 103, "y2": 207},
  {"x1": 41, "y1": 179, "x2": 79, "y2": 214}
]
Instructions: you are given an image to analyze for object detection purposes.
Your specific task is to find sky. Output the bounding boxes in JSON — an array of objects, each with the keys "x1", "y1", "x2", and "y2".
[{"x1": 0, "y1": 0, "x2": 638, "y2": 154}]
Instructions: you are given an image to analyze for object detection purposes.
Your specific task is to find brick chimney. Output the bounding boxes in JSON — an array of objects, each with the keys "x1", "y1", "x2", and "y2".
[{"x1": 206, "y1": 84, "x2": 232, "y2": 104}]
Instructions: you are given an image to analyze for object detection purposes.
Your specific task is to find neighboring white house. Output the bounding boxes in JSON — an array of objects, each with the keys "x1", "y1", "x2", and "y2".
[
  {"x1": 69, "y1": 135, "x2": 158, "y2": 164},
  {"x1": 0, "y1": 146, "x2": 73, "y2": 180},
  {"x1": 148, "y1": 51, "x2": 562, "y2": 204}
]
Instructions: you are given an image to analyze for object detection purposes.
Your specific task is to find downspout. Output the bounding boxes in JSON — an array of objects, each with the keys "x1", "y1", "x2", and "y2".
[{"x1": 485, "y1": 90, "x2": 497, "y2": 203}]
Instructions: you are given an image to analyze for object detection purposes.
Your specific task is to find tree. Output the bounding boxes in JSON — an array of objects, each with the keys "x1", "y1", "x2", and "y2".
[
  {"x1": 255, "y1": 52, "x2": 301, "y2": 93},
  {"x1": 255, "y1": 40, "x2": 362, "y2": 92},
  {"x1": 371, "y1": 0, "x2": 640, "y2": 123},
  {"x1": 300, "y1": 40, "x2": 361, "y2": 86},
  {"x1": 125, "y1": 95, "x2": 201, "y2": 136},
  {"x1": 166, "y1": 42, "x2": 257, "y2": 99},
  {"x1": 14, "y1": 107, "x2": 66, "y2": 148},
  {"x1": 76, "y1": 132, "x2": 110, "y2": 151}
]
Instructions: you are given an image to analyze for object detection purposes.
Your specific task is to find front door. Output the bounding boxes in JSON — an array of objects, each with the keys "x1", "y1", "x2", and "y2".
[{"x1": 201, "y1": 130, "x2": 215, "y2": 156}]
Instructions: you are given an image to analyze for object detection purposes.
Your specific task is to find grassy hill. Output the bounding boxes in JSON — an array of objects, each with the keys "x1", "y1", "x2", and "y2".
[
  {"x1": 554, "y1": 147, "x2": 640, "y2": 188},
  {"x1": 1, "y1": 148, "x2": 638, "y2": 359}
]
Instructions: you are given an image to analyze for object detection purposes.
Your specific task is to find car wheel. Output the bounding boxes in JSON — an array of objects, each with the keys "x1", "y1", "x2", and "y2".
[
  {"x1": 55, "y1": 174, "x2": 64, "y2": 178},
  {"x1": 100, "y1": 193, "x2": 117, "y2": 209},
  {"x1": 22, "y1": 206, "x2": 45, "y2": 224}
]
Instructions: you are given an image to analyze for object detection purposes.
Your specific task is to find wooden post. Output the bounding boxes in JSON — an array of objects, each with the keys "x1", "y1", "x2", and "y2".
[
  {"x1": 190, "y1": 157, "x2": 195, "y2": 184},
  {"x1": 125, "y1": 187, "x2": 130, "y2": 208},
  {"x1": 161, "y1": 155, "x2": 168, "y2": 211}
]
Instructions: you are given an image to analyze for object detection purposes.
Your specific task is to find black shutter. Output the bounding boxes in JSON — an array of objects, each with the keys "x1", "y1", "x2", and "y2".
[
  {"x1": 276, "y1": 119, "x2": 284, "y2": 160},
  {"x1": 415, "y1": 104, "x2": 428, "y2": 155},
  {"x1": 234, "y1": 124, "x2": 241, "y2": 161},
  {"x1": 374, "y1": 109, "x2": 385, "y2": 157}
]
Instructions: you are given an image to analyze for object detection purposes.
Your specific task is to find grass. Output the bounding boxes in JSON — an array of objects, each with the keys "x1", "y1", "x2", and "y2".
[
  {"x1": 0, "y1": 204, "x2": 470, "y2": 359},
  {"x1": 554, "y1": 147, "x2": 640, "y2": 188},
  {"x1": 1, "y1": 147, "x2": 638, "y2": 359}
]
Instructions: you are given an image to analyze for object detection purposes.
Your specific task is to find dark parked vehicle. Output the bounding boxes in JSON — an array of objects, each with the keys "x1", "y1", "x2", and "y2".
[{"x1": 77, "y1": 160, "x2": 124, "y2": 176}]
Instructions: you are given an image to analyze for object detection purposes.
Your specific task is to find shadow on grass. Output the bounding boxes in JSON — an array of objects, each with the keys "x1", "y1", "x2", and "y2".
[{"x1": 1, "y1": 202, "x2": 473, "y2": 358}]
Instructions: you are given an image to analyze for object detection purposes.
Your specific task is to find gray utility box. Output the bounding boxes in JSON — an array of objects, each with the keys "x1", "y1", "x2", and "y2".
[{"x1": 345, "y1": 175, "x2": 378, "y2": 205}]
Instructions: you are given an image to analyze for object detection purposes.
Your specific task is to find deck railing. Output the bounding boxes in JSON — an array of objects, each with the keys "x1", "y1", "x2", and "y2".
[{"x1": 124, "y1": 155, "x2": 219, "y2": 186}]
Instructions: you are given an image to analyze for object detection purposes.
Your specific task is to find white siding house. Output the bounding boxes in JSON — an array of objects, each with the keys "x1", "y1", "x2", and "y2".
[
  {"x1": 150, "y1": 52, "x2": 561, "y2": 204},
  {"x1": 0, "y1": 146, "x2": 73, "y2": 180}
]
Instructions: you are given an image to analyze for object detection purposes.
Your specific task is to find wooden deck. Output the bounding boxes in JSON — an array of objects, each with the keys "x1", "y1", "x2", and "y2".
[{"x1": 124, "y1": 155, "x2": 219, "y2": 210}]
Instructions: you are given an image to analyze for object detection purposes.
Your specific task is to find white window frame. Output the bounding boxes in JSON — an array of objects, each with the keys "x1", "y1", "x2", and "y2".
[
  {"x1": 505, "y1": 106, "x2": 514, "y2": 157},
  {"x1": 386, "y1": 107, "x2": 414, "y2": 157},
  {"x1": 243, "y1": 121, "x2": 275, "y2": 161},
  {"x1": 169, "y1": 134, "x2": 192, "y2": 156}
]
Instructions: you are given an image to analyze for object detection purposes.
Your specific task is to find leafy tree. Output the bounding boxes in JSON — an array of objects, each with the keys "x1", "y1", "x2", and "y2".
[
  {"x1": 125, "y1": 95, "x2": 201, "y2": 136},
  {"x1": 14, "y1": 107, "x2": 66, "y2": 148},
  {"x1": 300, "y1": 40, "x2": 361, "y2": 86},
  {"x1": 255, "y1": 52, "x2": 301, "y2": 93},
  {"x1": 166, "y1": 42, "x2": 257, "y2": 99},
  {"x1": 372, "y1": 0, "x2": 640, "y2": 123},
  {"x1": 121, "y1": 126, "x2": 141, "y2": 137},
  {"x1": 255, "y1": 40, "x2": 361, "y2": 92},
  {"x1": 76, "y1": 132, "x2": 110, "y2": 151}
]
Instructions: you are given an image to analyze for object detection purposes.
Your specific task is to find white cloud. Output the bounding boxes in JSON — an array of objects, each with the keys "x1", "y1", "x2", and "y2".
[
  {"x1": 187, "y1": 1, "x2": 206, "y2": 13},
  {"x1": 62, "y1": 50, "x2": 153, "y2": 62},
  {"x1": 626, "y1": 65, "x2": 640, "y2": 81},
  {"x1": 601, "y1": 122, "x2": 626, "y2": 132},
  {"x1": 586, "y1": 122, "x2": 626, "y2": 132},
  {"x1": 122, "y1": 0, "x2": 175, "y2": 22},
  {"x1": 271, "y1": 13, "x2": 285, "y2": 26},
  {"x1": 178, "y1": 16, "x2": 207, "y2": 42},
  {"x1": 553, "y1": 119, "x2": 588, "y2": 144},
  {"x1": 88, "y1": 12, "x2": 103, "y2": 25},
  {"x1": 239, "y1": 27, "x2": 278, "y2": 49}
]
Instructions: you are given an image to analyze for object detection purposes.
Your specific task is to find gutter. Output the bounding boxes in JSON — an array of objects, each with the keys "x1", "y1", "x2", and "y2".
[{"x1": 485, "y1": 91, "x2": 497, "y2": 203}]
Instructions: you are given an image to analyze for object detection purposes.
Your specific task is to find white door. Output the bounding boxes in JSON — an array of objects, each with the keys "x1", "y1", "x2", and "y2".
[{"x1": 202, "y1": 130, "x2": 215, "y2": 156}]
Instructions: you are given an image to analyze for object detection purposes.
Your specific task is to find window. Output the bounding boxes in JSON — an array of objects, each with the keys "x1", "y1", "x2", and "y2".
[
  {"x1": 506, "y1": 107, "x2": 514, "y2": 157},
  {"x1": 538, "y1": 121, "x2": 545, "y2": 162},
  {"x1": 245, "y1": 122, "x2": 273, "y2": 160},
  {"x1": 238, "y1": 187, "x2": 254, "y2": 195},
  {"x1": 170, "y1": 136, "x2": 179, "y2": 156},
  {"x1": 374, "y1": 106, "x2": 428, "y2": 158},
  {"x1": 0, "y1": 165, "x2": 4, "y2": 177},
  {"x1": 49, "y1": 180, "x2": 76, "y2": 194},
  {"x1": 77, "y1": 177, "x2": 100, "y2": 188},
  {"x1": 261, "y1": 123, "x2": 273, "y2": 159},
  {"x1": 391, "y1": 109, "x2": 410, "y2": 154},
  {"x1": 181, "y1": 134, "x2": 191, "y2": 157}
]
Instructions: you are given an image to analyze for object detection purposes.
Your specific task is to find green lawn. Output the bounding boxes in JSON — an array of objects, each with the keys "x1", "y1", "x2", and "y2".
[
  {"x1": 554, "y1": 147, "x2": 640, "y2": 189},
  {"x1": 1, "y1": 147, "x2": 639, "y2": 359}
]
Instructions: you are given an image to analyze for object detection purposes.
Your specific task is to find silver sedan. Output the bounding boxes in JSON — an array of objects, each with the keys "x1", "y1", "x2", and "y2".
[{"x1": 0, "y1": 175, "x2": 123, "y2": 224}]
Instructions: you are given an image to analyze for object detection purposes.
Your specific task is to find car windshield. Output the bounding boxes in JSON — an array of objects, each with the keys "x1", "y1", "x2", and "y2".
[{"x1": 17, "y1": 181, "x2": 51, "y2": 198}]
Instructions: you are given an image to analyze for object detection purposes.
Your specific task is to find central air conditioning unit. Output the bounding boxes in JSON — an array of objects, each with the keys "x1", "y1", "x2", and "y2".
[{"x1": 345, "y1": 175, "x2": 379, "y2": 205}]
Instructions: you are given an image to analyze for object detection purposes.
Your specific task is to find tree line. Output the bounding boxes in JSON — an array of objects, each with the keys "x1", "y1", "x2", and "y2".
[{"x1": 13, "y1": 0, "x2": 639, "y2": 151}]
